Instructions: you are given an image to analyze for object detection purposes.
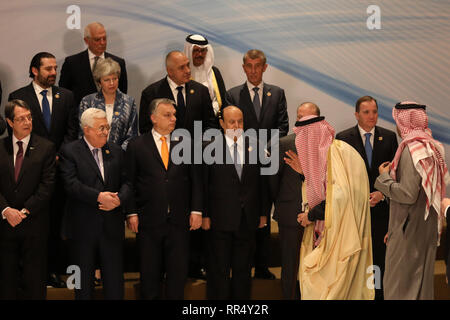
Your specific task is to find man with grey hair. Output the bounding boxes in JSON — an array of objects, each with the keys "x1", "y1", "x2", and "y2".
[
  {"x1": 226, "y1": 49, "x2": 289, "y2": 280},
  {"x1": 126, "y1": 98, "x2": 202, "y2": 299},
  {"x1": 269, "y1": 102, "x2": 320, "y2": 299},
  {"x1": 139, "y1": 51, "x2": 217, "y2": 135},
  {"x1": 59, "y1": 107, "x2": 131, "y2": 299},
  {"x1": 59, "y1": 22, "x2": 128, "y2": 106}
]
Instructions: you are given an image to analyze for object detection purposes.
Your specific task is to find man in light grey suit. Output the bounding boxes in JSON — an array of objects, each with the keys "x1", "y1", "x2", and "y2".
[{"x1": 226, "y1": 49, "x2": 289, "y2": 279}]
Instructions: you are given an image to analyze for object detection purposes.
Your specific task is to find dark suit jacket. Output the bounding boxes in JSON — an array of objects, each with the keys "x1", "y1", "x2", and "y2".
[
  {"x1": 59, "y1": 49, "x2": 128, "y2": 106},
  {"x1": 336, "y1": 125, "x2": 398, "y2": 192},
  {"x1": 203, "y1": 135, "x2": 268, "y2": 232},
  {"x1": 0, "y1": 134, "x2": 56, "y2": 236},
  {"x1": 225, "y1": 82, "x2": 289, "y2": 137},
  {"x1": 139, "y1": 77, "x2": 217, "y2": 135},
  {"x1": 8, "y1": 83, "x2": 78, "y2": 151},
  {"x1": 0, "y1": 116, "x2": 5, "y2": 136},
  {"x1": 59, "y1": 139, "x2": 131, "y2": 241},
  {"x1": 126, "y1": 133, "x2": 202, "y2": 229},
  {"x1": 269, "y1": 133, "x2": 304, "y2": 227}
]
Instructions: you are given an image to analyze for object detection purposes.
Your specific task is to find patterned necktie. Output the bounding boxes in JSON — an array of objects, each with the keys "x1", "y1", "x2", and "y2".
[
  {"x1": 233, "y1": 142, "x2": 242, "y2": 179},
  {"x1": 252, "y1": 87, "x2": 261, "y2": 120},
  {"x1": 14, "y1": 141, "x2": 24, "y2": 182},
  {"x1": 160, "y1": 136, "x2": 169, "y2": 170},
  {"x1": 176, "y1": 86, "x2": 186, "y2": 126},
  {"x1": 40, "y1": 90, "x2": 51, "y2": 131},
  {"x1": 364, "y1": 132, "x2": 373, "y2": 169}
]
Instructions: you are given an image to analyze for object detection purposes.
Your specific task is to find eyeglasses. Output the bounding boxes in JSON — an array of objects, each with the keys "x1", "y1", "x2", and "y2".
[
  {"x1": 193, "y1": 48, "x2": 208, "y2": 54},
  {"x1": 96, "y1": 125, "x2": 111, "y2": 133},
  {"x1": 14, "y1": 115, "x2": 32, "y2": 123}
]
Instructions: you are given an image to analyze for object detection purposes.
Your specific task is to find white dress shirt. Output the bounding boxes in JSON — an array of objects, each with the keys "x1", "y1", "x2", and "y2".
[
  {"x1": 88, "y1": 49, "x2": 105, "y2": 71},
  {"x1": 32, "y1": 81, "x2": 53, "y2": 113},
  {"x1": 358, "y1": 125, "x2": 375, "y2": 149},
  {"x1": 224, "y1": 134, "x2": 244, "y2": 165},
  {"x1": 2, "y1": 134, "x2": 31, "y2": 219},
  {"x1": 246, "y1": 81, "x2": 264, "y2": 106},
  {"x1": 167, "y1": 76, "x2": 186, "y2": 106},
  {"x1": 84, "y1": 137, "x2": 105, "y2": 180}
]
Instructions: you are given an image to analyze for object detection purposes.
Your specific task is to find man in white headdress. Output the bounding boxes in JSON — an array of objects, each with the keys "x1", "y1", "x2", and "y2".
[{"x1": 184, "y1": 34, "x2": 227, "y2": 117}]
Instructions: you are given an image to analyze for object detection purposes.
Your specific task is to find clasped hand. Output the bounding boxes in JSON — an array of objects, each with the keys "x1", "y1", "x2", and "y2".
[{"x1": 97, "y1": 192, "x2": 120, "y2": 211}]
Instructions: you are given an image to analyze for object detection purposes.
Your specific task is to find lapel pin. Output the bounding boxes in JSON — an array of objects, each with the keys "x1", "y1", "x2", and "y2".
[
  {"x1": 248, "y1": 146, "x2": 253, "y2": 152},
  {"x1": 105, "y1": 149, "x2": 110, "y2": 154},
  {"x1": 379, "y1": 137, "x2": 383, "y2": 141},
  {"x1": 29, "y1": 146, "x2": 35, "y2": 150},
  {"x1": 190, "y1": 89, "x2": 195, "y2": 94},
  {"x1": 267, "y1": 92, "x2": 271, "y2": 97},
  {"x1": 55, "y1": 93, "x2": 60, "y2": 99},
  {"x1": 114, "y1": 111, "x2": 119, "y2": 116}
]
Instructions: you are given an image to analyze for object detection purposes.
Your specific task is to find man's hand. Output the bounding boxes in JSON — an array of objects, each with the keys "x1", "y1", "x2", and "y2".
[
  {"x1": 190, "y1": 214, "x2": 202, "y2": 230},
  {"x1": 297, "y1": 212, "x2": 312, "y2": 227},
  {"x1": 378, "y1": 161, "x2": 391, "y2": 175},
  {"x1": 4, "y1": 208, "x2": 24, "y2": 227},
  {"x1": 202, "y1": 217, "x2": 211, "y2": 230},
  {"x1": 98, "y1": 192, "x2": 121, "y2": 211},
  {"x1": 369, "y1": 191, "x2": 384, "y2": 207},
  {"x1": 258, "y1": 216, "x2": 268, "y2": 229},
  {"x1": 284, "y1": 150, "x2": 303, "y2": 174},
  {"x1": 384, "y1": 233, "x2": 389, "y2": 245},
  {"x1": 126, "y1": 215, "x2": 139, "y2": 233}
]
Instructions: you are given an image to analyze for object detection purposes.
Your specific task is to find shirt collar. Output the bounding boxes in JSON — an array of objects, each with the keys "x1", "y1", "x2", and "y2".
[
  {"x1": 246, "y1": 80, "x2": 264, "y2": 92},
  {"x1": 32, "y1": 81, "x2": 52, "y2": 95},
  {"x1": 167, "y1": 76, "x2": 185, "y2": 92},
  {"x1": 358, "y1": 124, "x2": 375, "y2": 138},
  {"x1": 152, "y1": 128, "x2": 170, "y2": 141},
  {"x1": 224, "y1": 133, "x2": 243, "y2": 148},
  {"x1": 88, "y1": 49, "x2": 105, "y2": 60},
  {"x1": 83, "y1": 136, "x2": 102, "y2": 152},
  {"x1": 12, "y1": 134, "x2": 31, "y2": 147}
]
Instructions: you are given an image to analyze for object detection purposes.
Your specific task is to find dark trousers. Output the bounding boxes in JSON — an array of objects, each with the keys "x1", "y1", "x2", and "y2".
[
  {"x1": 254, "y1": 216, "x2": 271, "y2": 271},
  {"x1": 278, "y1": 224, "x2": 303, "y2": 299},
  {"x1": 208, "y1": 214, "x2": 256, "y2": 300},
  {"x1": 138, "y1": 221, "x2": 189, "y2": 300},
  {"x1": 371, "y1": 205, "x2": 389, "y2": 300},
  {"x1": 69, "y1": 234, "x2": 124, "y2": 300},
  {"x1": 0, "y1": 227, "x2": 47, "y2": 299},
  {"x1": 48, "y1": 177, "x2": 67, "y2": 275}
]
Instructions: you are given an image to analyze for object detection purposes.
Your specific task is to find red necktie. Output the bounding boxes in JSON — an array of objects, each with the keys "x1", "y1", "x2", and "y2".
[{"x1": 15, "y1": 141, "x2": 24, "y2": 182}]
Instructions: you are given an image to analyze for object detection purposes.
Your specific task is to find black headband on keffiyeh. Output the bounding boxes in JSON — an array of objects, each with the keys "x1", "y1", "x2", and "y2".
[
  {"x1": 295, "y1": 116, "x2": 325, "y2": 127},
  {"x1": 394, "y1": 102, "x2": 426, "y2": 110}
]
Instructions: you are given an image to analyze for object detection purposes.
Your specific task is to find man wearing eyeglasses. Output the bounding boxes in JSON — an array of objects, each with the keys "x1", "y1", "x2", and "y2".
[
  {"x1": 8, "y1": 51, "x2": 79, "y2": 289},
  {"x1": 0, "y1": 99, "x2": 56, "y2": 299},
  {"x1": 58, "y1": 108, "x2": 131, "y2": 299}
]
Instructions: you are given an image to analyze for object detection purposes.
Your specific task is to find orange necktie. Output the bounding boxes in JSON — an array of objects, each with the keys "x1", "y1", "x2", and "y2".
[{"x1": 160, "y1": 136, "x2": 169, "y2": 169}]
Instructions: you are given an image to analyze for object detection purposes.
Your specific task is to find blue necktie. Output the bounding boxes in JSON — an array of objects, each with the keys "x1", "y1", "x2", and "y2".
[
  {"x1": 92, "y1": 148, "x2": 101, "y2": 169},
  {"x1": 234, "y1": 142, "x2": 242, "y2": 180},
  {"x1": 176, "y1": 86, "x2": 186, "y2": 126},
  {"x1": 40, "y1": 90, "x2": 51, "y2": 131},
  {"x1": 364, "y1": 132, "x2": 373, "y2": 168}
]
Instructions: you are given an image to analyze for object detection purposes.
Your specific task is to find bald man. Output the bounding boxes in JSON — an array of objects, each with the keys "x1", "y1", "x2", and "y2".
[
  {"x1": 59, "y1": 22, "x2": 128, "y2": 106},
  {"x1": 269, "y1": 102, "x2": 320, "y2": 299},
  {"x1": 139, "y1": 50, "x2": 217, "y2": 135},
  {"x1": 202, "y1": 106, "x2": 268, "y2": 299}
]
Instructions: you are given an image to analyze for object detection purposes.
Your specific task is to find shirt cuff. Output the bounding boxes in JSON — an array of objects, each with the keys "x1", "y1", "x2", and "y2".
[
  {"x1": 1, "y1": 207, "x2": 10, "y2": 220},
  {"x1": 445, "y1": 205, "x2": 450, "y2": 218},
  {"x1": 127, "y1": 213, "x2": 138, "y2": 218},
  {"x1": 191, "y1": 211, "x2": 202, "y2": 216}
]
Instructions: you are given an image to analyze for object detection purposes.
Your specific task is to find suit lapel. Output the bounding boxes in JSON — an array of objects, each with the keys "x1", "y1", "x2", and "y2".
[
  {"x1": 260, "y1": 84, "x2": 271, "y2": 123},
  {"x1": 80, "y1": 139, "x2": 104, "y2": 182},
  {"x1": 147, "y1": 133, "x2": 167, "y2": 171},
  {"x1": 101, "y1": 144, "x2": 113, "y2": 185},
  {"x1": 240, "y1": 83, "x2": 258, "y2": 125},
  {"x1": 82, "y1": 50, "x2": 97, "y2": 91},
  {"x1": 25, "y1": 83, "x2": 48, "y2": 134},
  {"x1": 4, "y1": 137, "x2": 16, "y2": 184},
  {"x1": 50, "y1": 86, "x2": 62, "y2": 134},
  {"x1": 16, "y1": 134, "x2": 37, "y2": 185}
]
